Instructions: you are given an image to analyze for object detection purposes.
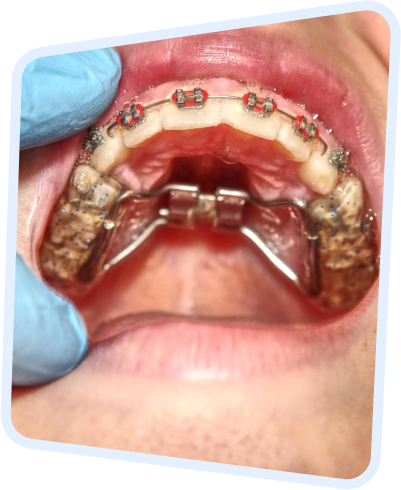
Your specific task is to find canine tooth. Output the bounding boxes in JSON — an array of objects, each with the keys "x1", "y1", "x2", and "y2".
[
  {"x1": 160, "y1": 99, "x2": 222, "y2": 130},
  {"x1": 122, "y1": 112, "x2": 163, "y2": 148},
  {"x1": 298, "y1": 154, "x2": 338, "y2": 194},
  {"x1": 91, "y1": 129, "x2": 126, "y2": 172},
  {"x1": 222, "y1": 103, "x2": 281, "y2": 140},
  {"x1": 275, "y1": 123, "x2": 311, "y2": 162}
]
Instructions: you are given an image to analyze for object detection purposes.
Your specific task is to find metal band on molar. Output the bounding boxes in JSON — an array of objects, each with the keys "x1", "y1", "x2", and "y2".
[{"x1": 39, "y1": 163, "x2": 123, "y2": 284}]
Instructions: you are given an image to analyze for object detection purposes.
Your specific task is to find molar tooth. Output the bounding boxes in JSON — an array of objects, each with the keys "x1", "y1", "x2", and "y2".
[
  {"x1": 298, "y1": 153, "x2": 339, "y2": 195},
  {"x1": 122, "y1": 112, "x2": 162, "y2": 148},
  {"x1": 91, "y1": 128, "x2": 126, "y2": 172},
  {"x1": 40, "y1": 168, "x2": 123, "y2": 283},
  {"x1": 160, "y1": 100, "x2": 222, "y2": 130},
  {"x1": 310, "y1": 176, "x2": 364, "y2": 227},
  {"x1": 68, "y1": 164, "x2": 120, "y2": 208},
  {"x1": 275, "y1": 123, "x2": 311, "y2": 162},
  {"x1": 70, "y1": 165, "x2": 101, "y2": 195},
  {"x1": 222, "y1": 103, "x2": 281, "y2": 140}
]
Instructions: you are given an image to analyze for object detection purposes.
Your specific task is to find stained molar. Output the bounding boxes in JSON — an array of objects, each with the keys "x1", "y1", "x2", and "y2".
[
  {"x1": 310, "y1": 176, "x2": 377, "y2": 309},
  {"x1": 40, "y1": 164, "x2": 123, "y2": 282}
]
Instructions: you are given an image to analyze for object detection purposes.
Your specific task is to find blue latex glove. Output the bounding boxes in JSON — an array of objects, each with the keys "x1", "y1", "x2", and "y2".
[
  {"x1": 21, "y1": 49, "x2": 121, "y2": 149},
  {"x1": 14, "y1": 49, "x2": 122, "y2": 385}
]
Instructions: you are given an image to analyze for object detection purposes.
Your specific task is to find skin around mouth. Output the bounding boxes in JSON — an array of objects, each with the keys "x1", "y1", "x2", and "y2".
[{"x1": 13, "y1": 13, "x2": 389, "y2": 478}]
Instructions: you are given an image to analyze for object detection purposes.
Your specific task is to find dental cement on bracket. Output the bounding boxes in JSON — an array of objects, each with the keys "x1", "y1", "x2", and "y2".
[{"x1": 103, "y1": 88, "x2": 331, "y2": 157}]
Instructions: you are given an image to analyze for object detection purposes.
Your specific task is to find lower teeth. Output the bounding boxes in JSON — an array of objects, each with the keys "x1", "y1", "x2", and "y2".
[{"x1": 39, "y1": 152, "x2": 378, "y2": 312}]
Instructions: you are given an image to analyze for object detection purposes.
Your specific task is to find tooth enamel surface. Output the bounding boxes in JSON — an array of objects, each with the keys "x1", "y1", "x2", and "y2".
[
  {"x1": 298, "y1": 154, "x2": 338, "y2": 195},
  {"x1": 91, "y1": 129, "x2": 125, "y2": 172},
  {"x1": 160, "y1": 99, "x2": 222, "y2": 130},
  {"x1": 122, "y1": 112, "x2": 163, "y2": 148},
  {"x1": 276, "y1": 124, "x2": 312, "y2": 162},
  {"x1": 222, "y1": 103, "x2": 281, "y2": 140}
]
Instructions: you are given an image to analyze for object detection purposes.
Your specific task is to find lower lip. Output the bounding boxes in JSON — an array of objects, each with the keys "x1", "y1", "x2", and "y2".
[{"x1": 83, "y1": 283, "x2": 377, "y2": 380}]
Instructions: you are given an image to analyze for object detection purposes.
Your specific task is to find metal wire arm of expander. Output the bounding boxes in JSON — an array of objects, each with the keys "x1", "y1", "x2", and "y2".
[{"x1": 79, "y1": 183, "x2": 321, "y2": 297}]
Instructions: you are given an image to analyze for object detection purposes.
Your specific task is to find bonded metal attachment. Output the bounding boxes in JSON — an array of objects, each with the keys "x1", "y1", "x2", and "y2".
[
  {"x1": 107, "y1": 103, "x2": 145, "y2": 137},
  {"x1": 83, "y1": 184, "x2": 321, "y2": 297},
  {"x1": 172, "y1": 87, "x2": 208, "y2": 109},
  {"x1": 293, "y1": 115, "x2": 319, "y2": 141},
  {"x1": 329, "y1": 148, "x2": 350, "y2": 172},
  {"x1": 243, "y1": 92, "x2": 277, "y2": 115},
  {"x1": 84, "y1": 128, "x2": 105, "y2": 152}
]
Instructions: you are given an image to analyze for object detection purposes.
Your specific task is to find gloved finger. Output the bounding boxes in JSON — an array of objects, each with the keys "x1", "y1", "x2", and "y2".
[
  {"x1": 20, "y1": 48, "x2": 121, "y2": 150},
  {"x1": 13, "y1": 254, "x2": 88, "y2": 386}
]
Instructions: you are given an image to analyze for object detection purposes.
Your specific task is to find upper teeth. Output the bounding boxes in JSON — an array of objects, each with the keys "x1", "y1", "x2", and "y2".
[{"x1": 88, "y1": 87, "x2": 348, "y2": 196}]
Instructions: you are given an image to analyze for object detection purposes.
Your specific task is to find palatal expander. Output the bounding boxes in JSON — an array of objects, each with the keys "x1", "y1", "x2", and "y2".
[{"x1": 39, "y1": 86, "x2": 378, "y2": 312}]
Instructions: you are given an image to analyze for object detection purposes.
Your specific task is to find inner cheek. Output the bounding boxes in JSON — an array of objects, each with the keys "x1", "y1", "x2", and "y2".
[{"x1": 17, "y1": 133, "x2": 85, "y2": 270}]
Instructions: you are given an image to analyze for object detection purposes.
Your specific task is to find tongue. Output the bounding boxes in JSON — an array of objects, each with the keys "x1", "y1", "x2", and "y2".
[
  {"x1": 64, "y1": 145, "x2": 329, "y2": 328},
  {"x1": 68, "y1": 222, "x2": 329, "y2": 331}
]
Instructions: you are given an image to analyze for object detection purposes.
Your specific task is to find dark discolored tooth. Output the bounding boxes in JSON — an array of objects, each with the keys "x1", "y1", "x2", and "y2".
[
  {"x1": 39, "y1": 163, "x2": 123, "y2": 284},
  {"x1": 309, "y1": 176, "x2": 378, "y2": 310}
]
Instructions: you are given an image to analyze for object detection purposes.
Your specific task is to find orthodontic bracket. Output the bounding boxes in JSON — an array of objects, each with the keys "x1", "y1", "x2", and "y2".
[
  {"x1": 107, "y1": 103, "x2": 145, "y2": 137},
  {"x1": 243, "y1": 92, "x2": 277, "y2": 115},
  {"x1": 293, "y1": 115, "x2": 319, "y2": 141},
  {"x1": 84, "y1": 128, "x2": 105, "y2": 152},
  {"x1": 86, "y1": 183, "x2": 320, "y2": 297},
  {"x1": 329, "y1": 148, "x2": 350, "y2": 172},
  {"x1": 172, "y1": 87, "x2": 208, "y2": 108}
]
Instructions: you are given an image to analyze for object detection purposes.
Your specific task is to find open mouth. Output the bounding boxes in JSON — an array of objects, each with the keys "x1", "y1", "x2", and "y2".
[{"x1": 19, "y1": 27, "x2": 383, "y2": 379}]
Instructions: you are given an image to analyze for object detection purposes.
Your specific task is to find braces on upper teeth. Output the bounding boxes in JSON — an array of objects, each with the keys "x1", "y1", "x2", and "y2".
[
  {"x1": 103, "y1": 87, "x2": 330, "y2": 157},
  {"x1": 39, "y1": 85, "x2": 378, "y2": 311}
]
